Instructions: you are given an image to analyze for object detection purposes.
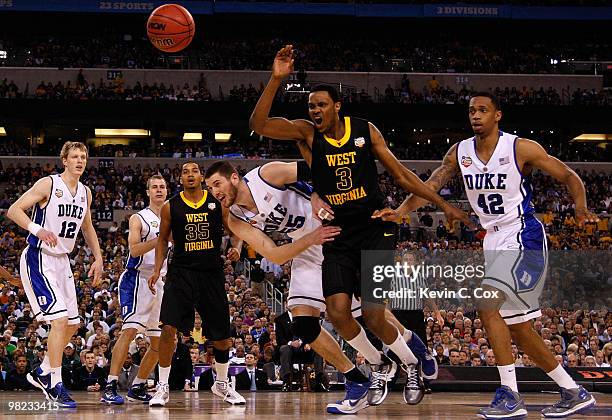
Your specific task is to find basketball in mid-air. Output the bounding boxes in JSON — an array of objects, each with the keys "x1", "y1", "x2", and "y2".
[{"x1": 147, "y1": 4, "x2": 195, "y2": 53}]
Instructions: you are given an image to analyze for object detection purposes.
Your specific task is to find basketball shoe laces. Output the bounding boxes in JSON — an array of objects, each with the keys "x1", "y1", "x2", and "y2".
[
  {"x1": 489, "y1": 387, "x2": 508, "y2": 407},
  {"x1": 406, "y1": 364, "x2": 420, "y2": 390},
  {"x1": 370, "y1": 368, "x2": 386, "y2": 390},
  {"x1": 551, "y1": 389, "x2": 574, "y2": 408}
]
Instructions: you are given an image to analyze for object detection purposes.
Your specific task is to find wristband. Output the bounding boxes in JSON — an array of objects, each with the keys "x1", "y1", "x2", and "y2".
[{"x1": 27, "y1": 222, "x2": 43, "y2": 236}]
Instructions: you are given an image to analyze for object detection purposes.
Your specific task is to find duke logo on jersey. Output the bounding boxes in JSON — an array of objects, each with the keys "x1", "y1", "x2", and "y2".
[{"x1": 457, "y1": 131, "x2": 548, "y2": 326}]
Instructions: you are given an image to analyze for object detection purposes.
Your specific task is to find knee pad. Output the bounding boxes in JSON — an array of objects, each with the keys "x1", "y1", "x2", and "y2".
[{"x1": 290, "y1": 316, "x2": 321, "y2": 344}]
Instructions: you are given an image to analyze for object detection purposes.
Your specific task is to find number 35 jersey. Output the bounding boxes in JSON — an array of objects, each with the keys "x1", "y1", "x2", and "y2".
[
  {"x1": 169, "y1": 191, "x2": 223, "y2": 271},
  {"x1": 457, "y1": 131, "x2": 535, "y2": 230},
  {"x1": 27, "y1": 174, "x2": 89, "y2": 255}
]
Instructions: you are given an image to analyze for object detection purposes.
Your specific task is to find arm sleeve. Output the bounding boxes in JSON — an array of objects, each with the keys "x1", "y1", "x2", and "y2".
[{"x1": 296, "y1": 160, "x2": 312, "y2": 182}]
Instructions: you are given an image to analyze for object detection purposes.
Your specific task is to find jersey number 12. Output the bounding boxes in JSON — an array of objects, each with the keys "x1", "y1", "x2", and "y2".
[{"x1": 59, "y1": 221, "x2": 78, "y2": 239}]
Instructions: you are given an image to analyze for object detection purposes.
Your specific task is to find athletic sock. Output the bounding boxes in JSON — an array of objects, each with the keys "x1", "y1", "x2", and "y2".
[
  {"x1": 50, "y1": 367, "x2": 62, "y2": 387},
  {"x1": 342, "y1": 367, "x2": 369, "y2": 384},
  {"x1": 107, "y1": 374, "x2": 119, "y2": 383},
  {"x1": 547, "y1": 364, "x2": 578, "y2": 390},
  {"x1": 132, "y1": 377, "x2": 147, "y2": 386},
  {"x1": 387, "y1": 330, "x2": 418, "y2": 365},
  {"x1": 347, "y1": 326, "x2": 383, "y2": 365},
  {"x1": 40, "y1": 355, "x2": 51, "y2": 374},
  {"x1": 216, "y1": 362, "x2": 229, "y2": 383},
  {"x1": 159, "y1": 366, "x2": 171, "y2": 385},
  {"x1": 497, "y1": 363, "x2": 518, "y2": 393},
  {"x1": 402, "y1": 328, "x2": 413, "y2": 343}
]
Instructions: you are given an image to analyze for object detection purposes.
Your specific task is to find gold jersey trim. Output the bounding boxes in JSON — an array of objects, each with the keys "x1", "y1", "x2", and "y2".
[
  {"x1": 180, "y1": 190, "x2": 208, "y2": 209},
  {"x1": 323, "y1": 116, "x2": 352, "y2": 148}
]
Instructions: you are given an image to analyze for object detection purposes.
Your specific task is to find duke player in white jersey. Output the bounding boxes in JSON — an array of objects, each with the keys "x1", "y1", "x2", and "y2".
[
  {"x1": 7, "y1": 141, "x2": 104, "y2": 408},
  {"x1": 100, "y1": 174, "x2": 169, "y2": 405},
  {"x1": 375, "y1": 93, "x2": 597, "y2": 419},
  {"x1": 205, "y1": 161, "x2": 430, "y2": 413}
]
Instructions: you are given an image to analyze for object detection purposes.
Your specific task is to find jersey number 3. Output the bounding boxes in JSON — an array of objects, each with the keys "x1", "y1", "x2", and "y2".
[
  {"x1": 335, "y1": 167, "x2": 353, "y2": 191},
  {"x1": 477, "y1": 193, "x2": 504, "y2": 215}
]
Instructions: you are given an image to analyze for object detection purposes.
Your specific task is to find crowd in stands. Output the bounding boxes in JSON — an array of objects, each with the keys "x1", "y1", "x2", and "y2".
[
  {"x1": 0, "y1": 26, "x2": 609, "y2": 75},
  {"x1": 1, "y1": 76, "x2": 611, "y2": 108},
  {"x1": 0, "y1": 159, "x2": 610, "y2": 392}
]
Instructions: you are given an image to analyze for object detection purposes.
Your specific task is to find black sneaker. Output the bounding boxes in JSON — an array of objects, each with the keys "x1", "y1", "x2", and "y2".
[
  {"x1": 127, "y1": 383, "x2": 152, "y2": 403},
  {"x1": 100, "y1": 380, "x2": 125, "y2": 405}
]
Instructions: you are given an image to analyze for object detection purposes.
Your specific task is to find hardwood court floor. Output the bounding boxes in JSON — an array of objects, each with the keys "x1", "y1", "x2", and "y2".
[{"x1": 1, "y1": 391, "x2": 610, "y2": 419}]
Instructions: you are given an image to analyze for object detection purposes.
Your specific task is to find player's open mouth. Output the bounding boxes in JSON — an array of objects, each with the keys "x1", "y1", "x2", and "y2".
[{"x1": 313, "y1": 116, "x2": 323, "y2": 125}]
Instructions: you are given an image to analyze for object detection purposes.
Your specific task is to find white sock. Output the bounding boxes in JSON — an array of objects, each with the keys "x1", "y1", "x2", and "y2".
[
  {"x1": 50, "y1": 367, "x2": 62, "y2": 387},
  {"x1": 387, "y1": 330, "x2": 418, "y2": 365},
  {"x1": 547, "y1": 364, "x2": 578, "y2": 390},
  {"x1": 159, "y1": 366, "x2": 171, "y2": 385},
  {"x1": 107, "y1": 374, "x2": 118, "y2": 382},
  {"x1": 347, "y1": 326, "x2": 382, "y2": 365},
  {"x1": 40, "y1": 355, "x2": 51, "y2": 374},
  {"x1": 133, "y1": 377, "x2": 147, "y2": 386},
  {"x1": 402, "y1": 328, "x2": 413, "y2": 343},
  {"x1": 216, "y1": 362, "x2": 229, "y2": 383},
  {"x1": 497, "y1": 363, "x2": 518, "y2": 392}
]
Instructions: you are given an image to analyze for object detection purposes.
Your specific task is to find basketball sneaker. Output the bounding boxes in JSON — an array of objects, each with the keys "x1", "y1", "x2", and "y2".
[
  {"x1": 477, "y1": 386, "x2": 527, "y2": 419},
  {"x1": 127, "y1": 382, "x2": 153, "y2": 403},
  {"x1": 27, "y1": 367, "x2": 53, "y2": 401},
  {"x1": 326, "y1": 379, "x2": 370, "y2": 414},
  {"x1": 49, "y1": 382, "x2": 77, "y2": 408},
  {"x1": 541, "y1": 386, "x2": 596, "y2": 418},
  {"x1": 402, "y1": 363, "x2": 425, "y2": 405},
  {"x1": 100, "y1": 379, "x2": 125, "y2": 405},
  {"x1": 212, "y1": 380, "x2": 246, "y2": 405},
  {"x1": 149, "y1": 383, "x2": 170, "y2": 407},
  {"x1": 407, "y1": 331, "x2": 438, "y2": 379},
  {"x1": 367, "y1": 354, "x2": 396, "y2": 406}
]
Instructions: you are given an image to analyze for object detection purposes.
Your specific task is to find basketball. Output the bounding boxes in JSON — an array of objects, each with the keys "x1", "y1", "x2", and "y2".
[{"x1": 147, "y1": 4, "x2": 195, "y2": 53}]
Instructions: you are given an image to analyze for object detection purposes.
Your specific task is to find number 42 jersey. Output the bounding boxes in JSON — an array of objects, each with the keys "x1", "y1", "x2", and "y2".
[{"x1": 457, "y1": 131, "x2": 535, "y2": 230}]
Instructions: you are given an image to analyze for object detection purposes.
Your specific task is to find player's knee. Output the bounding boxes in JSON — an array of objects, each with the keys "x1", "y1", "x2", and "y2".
[
  {"x1": 362, "y1": 311, "x2": 385, "y2": 335},
  {"x1": 508, "y1": 321, "x2": 532, "y2": 338},
  {"x1": 327, "y1": 306, "x2": 351, "y2": 326},
  {"x1": 51, "y1": 316, "x2": 69, "y2": 329},
  {"x1": 290, "y1": 316, "x2": 321, "y2": 345}
]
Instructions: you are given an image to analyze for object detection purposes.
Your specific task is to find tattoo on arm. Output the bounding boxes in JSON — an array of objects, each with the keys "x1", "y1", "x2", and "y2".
[{"x1": 428, "y1": 149, "x2": 459, "y2": 191}]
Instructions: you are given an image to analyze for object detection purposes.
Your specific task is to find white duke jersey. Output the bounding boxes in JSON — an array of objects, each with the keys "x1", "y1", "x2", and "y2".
[
  {"x1": 457, "y1": 131, "x2": 535, "y2": 230},
  {"x1": 27, "y1": 174, "x2": 88, "y2": 255},
  {"x1": 125, "y1": 207, "x2": 167, "y2": 275},
  {"x1": 229, "y1": 167, "x2": 319, "y2": 242}
]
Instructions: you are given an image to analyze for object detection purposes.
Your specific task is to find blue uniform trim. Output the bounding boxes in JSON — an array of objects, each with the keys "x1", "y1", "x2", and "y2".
[
  {"x1": 287, "y1": 181, "x2": 312, "y2": 200},
  {"x1": 119, "y1": 269, "x2": 140, "y2": 321},
  {"x1": 512, "y1": 215, "x2": 547, "y2": 293},
  {"x1": 25, "y1": 246, "x2": 58, "y2": 314}
]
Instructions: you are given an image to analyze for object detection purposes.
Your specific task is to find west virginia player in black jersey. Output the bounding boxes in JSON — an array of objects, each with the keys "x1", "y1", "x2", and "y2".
[
  {"x1": 147, "y1": 162, "x2": 245, "y2": 407},
  {"x1": 250, "y1": 45, "x2": 473, "y2": 412}
]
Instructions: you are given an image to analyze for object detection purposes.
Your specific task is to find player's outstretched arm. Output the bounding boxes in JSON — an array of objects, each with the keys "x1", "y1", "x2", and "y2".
[
  {"x1": 517, "y1": 138, "x2": 597, "y2": 224},
  {"x1": 7, "y1": 177, "x2": 59, "y2": 247},
  {"x1": 369, "y1": 123, "x2": 473, "y2": 228},
  {"x1": 373, "y1": 144, "x2": 460, "y2": 221},
  {"x1": 228, "y1": 213, "x2": 340, "y2": 265},
  {"x1": 149, "y1": 201, "x2": 171, "y2": 293},
  {"x1": 127, "y1": 214, "x2": 158, "y2": 257},
  {"x1": 249, "y1": 44, "x2": 314, "y2": 143},
  {"x1": 82, "y1": 187, "x2": 104, "y2": 287},
  {"x1": 258, "y1": 161, "x2": 300, "y2": 188}
]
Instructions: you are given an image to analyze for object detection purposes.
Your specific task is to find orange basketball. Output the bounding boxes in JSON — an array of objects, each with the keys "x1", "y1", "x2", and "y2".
[{"x1": 147, "y1": 4, "x2": 195, "y2": 53}]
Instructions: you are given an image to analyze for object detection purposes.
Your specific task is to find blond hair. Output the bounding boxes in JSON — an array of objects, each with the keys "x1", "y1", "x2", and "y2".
[
  {"x1": 60, "y1": 141, "x2": 88, "y2": 160},
  {"x1": 147, "y1": 174, "x2": 167, "y2": 190}
]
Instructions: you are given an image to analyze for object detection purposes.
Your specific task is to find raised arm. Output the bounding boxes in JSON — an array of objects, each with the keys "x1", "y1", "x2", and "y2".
[
  {"x1": 517, "y1": 138, "x2": 596, "y2": 224},
  {"x1": 227, "y1": 213, "x2": 340, "y2": 265},
  {"x1": 81, "y1": 187, "x2": 104, "y2": 287},
  {"x1": 258, "y1": 161, "x2": 300, "y2": 188},
  {"x1": 369, "y1": 123, "x2": 471, "y2": 227},
  {"x1": 249, "y1": 44, "x2": 314, "y2": 143}
]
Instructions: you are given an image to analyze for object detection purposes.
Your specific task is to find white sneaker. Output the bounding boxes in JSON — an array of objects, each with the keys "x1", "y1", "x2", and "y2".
[
  {"x1": 212, "y1": 380, "x2": 246, "y2": 405},
  {"x1": 149, "y1": 383, "x2": 170, "y2": 407}
]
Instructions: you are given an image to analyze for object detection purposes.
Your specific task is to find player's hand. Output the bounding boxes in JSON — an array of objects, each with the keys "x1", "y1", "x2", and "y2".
[
  {"x1": 441, "y1": 203, "x2": 474, "y2": 231},
  {"x1": 435, "y1": 310, "x2": 445, "y2": 327},
  {"x1": 272, "y1": 44, "x2": 294, "y2": 80},
  {"x1": 148, "y1": 272, "x2": 161, "y2": 295},
  {"x1": 371, "y1": 207, "x2": 401, "y2": 223},
  {"x1": 304, "y1": 344, "x2": 311, "y2": 351},
  {"x1": 37, "y1": 228, "x2": 58, "y2": 248},
  {"x1": 307, "y1": 225, "x2": 341, "y2": 245},
  {"x1": 227, "y1": 247, "x2": 240, "y2": 262},
  {"x1": 311, "y1": 192, "x2": 334, "y2": 222},
  {"x1": 575, "y1": 207, "x2": 599, "y2": 226},
  {"x1": 88, "y1": 259, "x2": 103, "y2": 288}
]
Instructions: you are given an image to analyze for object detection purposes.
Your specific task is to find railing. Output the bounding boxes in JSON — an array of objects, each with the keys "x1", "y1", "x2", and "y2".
[{"x1": 264, "y1": 280, "x2": 285, "y2": 316}]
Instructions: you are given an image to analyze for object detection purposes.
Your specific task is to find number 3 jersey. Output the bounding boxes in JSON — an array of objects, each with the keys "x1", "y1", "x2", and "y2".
[
  {"x1": 457, "y1": 131, "x2": 535, "y2": 230},
  {"x1": 169, "y1": 190, "x2": 223, "y2": 271},
  {"x1": 27, "y1": 174, "x2": 88, "y2": 255}
]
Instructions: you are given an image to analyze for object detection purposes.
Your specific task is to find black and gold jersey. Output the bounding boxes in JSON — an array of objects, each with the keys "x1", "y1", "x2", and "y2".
[
  {"x1": 311, "y1": 116, "x2": 384, "y2": 222},
  {"x1": 168, "y1": 190, "x2": 223, "y2": 270}
]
